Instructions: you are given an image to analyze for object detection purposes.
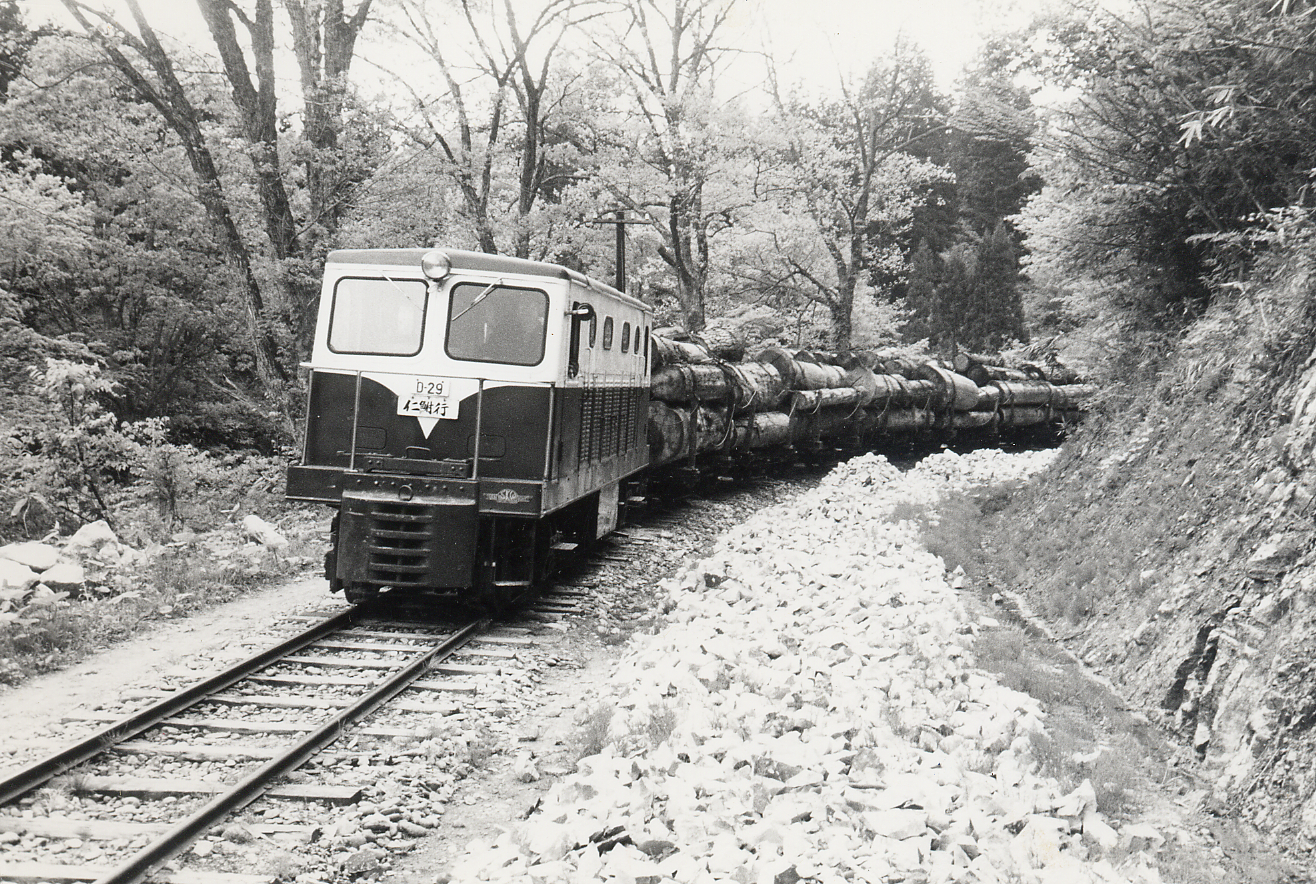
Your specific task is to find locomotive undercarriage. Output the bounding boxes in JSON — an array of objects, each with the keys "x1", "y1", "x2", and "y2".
[{"x1": 326, "y1": 477, "x2": 639, "y2": 610}]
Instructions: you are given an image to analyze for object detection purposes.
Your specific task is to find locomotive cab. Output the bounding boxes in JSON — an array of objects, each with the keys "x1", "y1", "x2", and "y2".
[{"x1": 287, "y1": 248, "x2": 651, "y2": 607}]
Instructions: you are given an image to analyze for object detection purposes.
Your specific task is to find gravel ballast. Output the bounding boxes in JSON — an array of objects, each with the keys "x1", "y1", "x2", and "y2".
[{"x1": 448, "y1": 449, "x2": 1168, "y2": 884}]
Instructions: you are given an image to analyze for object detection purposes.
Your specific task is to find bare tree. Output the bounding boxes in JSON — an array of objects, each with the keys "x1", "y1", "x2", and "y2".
[{"x1": 383, "y1": 0, "x2": 607, "y2": 258}]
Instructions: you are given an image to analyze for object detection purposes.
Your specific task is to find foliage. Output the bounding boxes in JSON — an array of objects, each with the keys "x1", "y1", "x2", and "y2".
[
  {"x1": 905, "y1": 222, "x2": 1028, "y2": 354},
  {"x1": 47, "y1": 0, "x2": 387, "y2": 430},
  {"x1": 133, "y1": 417, "x2": 202, "y2": 533},
  {"x1": 24, "y1": 359, "x2": 136, "y2": 528},
  {"x1": 1014, "y1": 0, "x2": 1316, "y2": 375},
  {"x1": 753, "y1": 45, "x2": 953, "y2": 350},
  {"x1": 10, "y1": 358, "x2": 214, "y2": 539},
  {"x1": 948, "y1": 35, "x2": 1042, "y2": 241},
  {"x1": 0, "y1": 36, "x2": 277, "y2": 444}
]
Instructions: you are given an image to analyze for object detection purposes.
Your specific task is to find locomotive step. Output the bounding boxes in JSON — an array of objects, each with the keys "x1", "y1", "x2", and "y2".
[
  {"x1": 550, "y1": 541, "x2": 579, "y2": 552},
  {"x1": 370, "y1": 528, "x2": 433, "y2": 539},
  {"x1": 365, "y1": 561, "x2": 430, "y2": 573}
]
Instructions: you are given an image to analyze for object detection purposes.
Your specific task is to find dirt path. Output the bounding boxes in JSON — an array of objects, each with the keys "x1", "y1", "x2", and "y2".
[{"x1": 0, "y1": 576, "x2": 334, "y2": 770}]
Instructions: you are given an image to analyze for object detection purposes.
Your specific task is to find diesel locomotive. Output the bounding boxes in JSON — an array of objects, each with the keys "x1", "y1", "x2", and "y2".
[{"x1": 286, "y1": 248, "x2": 652, "y2": 607}]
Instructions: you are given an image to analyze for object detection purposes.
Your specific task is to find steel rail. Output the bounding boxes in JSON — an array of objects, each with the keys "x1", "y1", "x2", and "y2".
[
  {"x1": 0, "y1": 607, "x2": 364, "y2": 806},
  {"x1": 94, "y1": 616, "x2": 489, "y2": 884}
]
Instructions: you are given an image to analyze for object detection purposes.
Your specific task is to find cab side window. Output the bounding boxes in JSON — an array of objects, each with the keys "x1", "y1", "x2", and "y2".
[
  {"x1": 621, "y1": 321, "x2": 631, "y2": 353},
  {"x1": 603, "y1": 316, "x2": 614, "y2": 350}
]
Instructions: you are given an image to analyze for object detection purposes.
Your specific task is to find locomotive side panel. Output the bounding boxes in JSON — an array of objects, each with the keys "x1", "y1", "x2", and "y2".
[{"x1": 543, "y1": 281, "x2": 650, "y2": 528}]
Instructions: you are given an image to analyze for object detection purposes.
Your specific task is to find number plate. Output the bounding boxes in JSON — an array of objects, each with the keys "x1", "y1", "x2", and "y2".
[{"x1": 397, "y1": 377, "x2": 458, "y2": 420}]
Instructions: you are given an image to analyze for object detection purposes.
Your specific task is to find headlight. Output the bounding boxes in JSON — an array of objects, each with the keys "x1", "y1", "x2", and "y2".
[{"x1": 421, "y1": 249, "x2": 451, "y2": 280}]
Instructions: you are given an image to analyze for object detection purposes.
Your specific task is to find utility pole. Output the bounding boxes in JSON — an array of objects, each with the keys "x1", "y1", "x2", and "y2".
[
  {"x1": 588, "y1": 208, "x2": 649, "y2": 294},
  {"x1": 614, "y1": 208, "x2": 626, "y2": 293}
]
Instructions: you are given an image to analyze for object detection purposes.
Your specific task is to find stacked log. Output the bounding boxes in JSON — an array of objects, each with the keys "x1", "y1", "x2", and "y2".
[
  {"x1": 953, "y1": 350, "x2": 1084, "y2": 386},
  {"x1": 647, "y1": 337, "x2": 1093, "y2": 469}
]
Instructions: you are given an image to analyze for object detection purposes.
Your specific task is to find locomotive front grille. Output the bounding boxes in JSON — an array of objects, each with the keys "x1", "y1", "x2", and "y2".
[
  {"x1": 339, "y1": 481, "x2": 479, "y2": 591},
  {"x1": 368, "y1": 502, "x2": 434, "y2": 586}
]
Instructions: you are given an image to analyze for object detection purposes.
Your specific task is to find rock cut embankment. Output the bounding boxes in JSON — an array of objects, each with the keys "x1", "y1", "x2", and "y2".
[{"x1": 983, "y1": 251, "x2": 1316, "y2": 869}]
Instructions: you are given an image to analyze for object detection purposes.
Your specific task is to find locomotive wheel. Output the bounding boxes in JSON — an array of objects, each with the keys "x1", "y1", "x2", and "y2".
[
  {"x1": 326, "y1": 513, "x2": 342, "y2": 593},
  {"x1": 344, "y1": 582, "x2": 379, "y2": 605}
]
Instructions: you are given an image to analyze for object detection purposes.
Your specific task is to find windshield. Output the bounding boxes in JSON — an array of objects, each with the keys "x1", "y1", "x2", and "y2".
[
  {"x1": 446, "y1": 281, "x2": 548, "y2": 366},
  {"x1": 327, "y1": 276, "x2": 427, "y2": 355}
]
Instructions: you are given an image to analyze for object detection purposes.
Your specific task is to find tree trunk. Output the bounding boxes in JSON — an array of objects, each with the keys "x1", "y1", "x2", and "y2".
[
  {"x1": 63, "y1": 0, "x2": 290, "y2": 399},
  {"x1": 197, "y1": 0, "x2": 300, "y2": 264}
]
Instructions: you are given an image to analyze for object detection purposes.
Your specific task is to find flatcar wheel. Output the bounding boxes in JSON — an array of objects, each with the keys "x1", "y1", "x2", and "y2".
[{"x1": 344, "y1": 582, "x2": 379, "y2": 605}]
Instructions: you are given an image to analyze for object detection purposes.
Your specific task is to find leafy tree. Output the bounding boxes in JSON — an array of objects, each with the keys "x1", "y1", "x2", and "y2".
[
  {"x1": 0, "y1": 35, "x2": 263, "y2": 441},
  {"x1": 592, "y1": 0, "x2": 746, "y2": 331},
  {"x1": 761, "y1": 45, "x2": 952, "y2": 350},
  {"x1": 873, "y1": 39, "x2": 1038, "y2": 356},
  {"x1": 948, "y1": 38, "x2": 1040, "y2": 239},
  {"x1": 57, "y1": 0, "x2": 288, "y2": 397},
  {"x1": 56, "y1": 0, "x2": 383, "y2": 426},
  {"x1": 27, "y1": 359, "x2": 131, "y2": 528},
  {"x1": 0, "y1": 0, "x2": 40, "y2": 101},
  {"x1": 1016, "y1": 0, "x2": 1316, "y2": 350}
]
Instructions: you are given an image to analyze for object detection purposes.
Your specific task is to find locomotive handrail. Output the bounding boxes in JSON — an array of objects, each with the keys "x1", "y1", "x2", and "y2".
[
  {"x1": 349, "y1": 369, "x2": 363, "y2": 472},
  {"x1": 472, "y1": 378, "x2": 484, "y2": 481},
  {"x1": 544, "y1": 383, "x2": 557, "y2": 482}
]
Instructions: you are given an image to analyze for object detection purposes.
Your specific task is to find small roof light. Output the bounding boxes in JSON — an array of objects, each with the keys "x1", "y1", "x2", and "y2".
[{"x1": 421, "y1": 249, "x2": 451, "y2": 280}]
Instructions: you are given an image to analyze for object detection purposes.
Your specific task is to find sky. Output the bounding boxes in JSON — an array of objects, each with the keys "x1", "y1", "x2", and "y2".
[
  {"x1": 747, "y1": 0, "x2": 1025, "y2": 90},
  {"x1": 20, "y1": 0, "x2": 1044, "y2": 92}
]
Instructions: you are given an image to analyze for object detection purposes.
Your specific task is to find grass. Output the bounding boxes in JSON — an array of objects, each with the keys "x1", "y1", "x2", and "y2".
[
  {"x1": 1026, "y1": 725, "x2": 1144, "y2": 818},
  {"x1": 575, "y1": 705, "x2": 614, "y2": 760},
  {"x1": 571, "y1": 701, "x2": 682, "y2": 763},
  {"x1": 889, "y1": 495, "x2": 984, "y2": 576},
  {"x1": 972, "y1": 623, "x2": 1150, "y2": 820},
  {"x1": 646, "y1": 702, "x2": 679, "y2": 746},
  {"x1": 896, "y1": 483, "x2": 1165, "y2": 822}
]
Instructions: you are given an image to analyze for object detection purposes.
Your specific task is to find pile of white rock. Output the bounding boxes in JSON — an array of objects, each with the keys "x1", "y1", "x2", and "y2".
[
  {"x1": 0, "y1": 520, "x2": 121, "y2": 602},
  {"x1": 450, "y1": 449, "x2": 1170, "y2": 884},
  {"x1": 0, "y1": 515, "x2": 296, "y2": 606}
]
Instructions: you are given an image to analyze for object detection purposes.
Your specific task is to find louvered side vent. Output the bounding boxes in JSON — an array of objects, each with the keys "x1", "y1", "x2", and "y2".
[
  {"x1": 632, "y1": 388, "x2": 645, "y2": 448},
  {"x1": 611, "y1": 387, "x2": 626, "y2": 455},
  {"x1": 605, "y1": 387, "x2": 617, "y2": 456},
  {"x1": 367, "y1": 502, "x2": 432, "y2": 587},
  {"x1": 579, "y1": 389, "x2": 594, "y2": 464},
  {"x1": 578, "y1": 385, "x2": 644, "y2": 465}
]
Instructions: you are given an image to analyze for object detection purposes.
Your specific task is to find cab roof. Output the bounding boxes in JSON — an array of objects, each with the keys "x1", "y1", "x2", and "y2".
[{"x1": 326, "y1": 248, "x2": 649, "y2": 312}]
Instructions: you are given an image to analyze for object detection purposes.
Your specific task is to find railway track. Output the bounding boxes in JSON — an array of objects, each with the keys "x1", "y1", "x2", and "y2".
[
  {"x1": 0, "y1": 470, "x2": 819, "y2": 884},
  {"x1": 0, "y1": 596, "x2": 590, "y2": 884}
]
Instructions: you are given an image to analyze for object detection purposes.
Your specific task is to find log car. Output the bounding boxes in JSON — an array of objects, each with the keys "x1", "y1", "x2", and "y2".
[{"x1": 287, "y1": 248, "x2": 652, "y2": 607}]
